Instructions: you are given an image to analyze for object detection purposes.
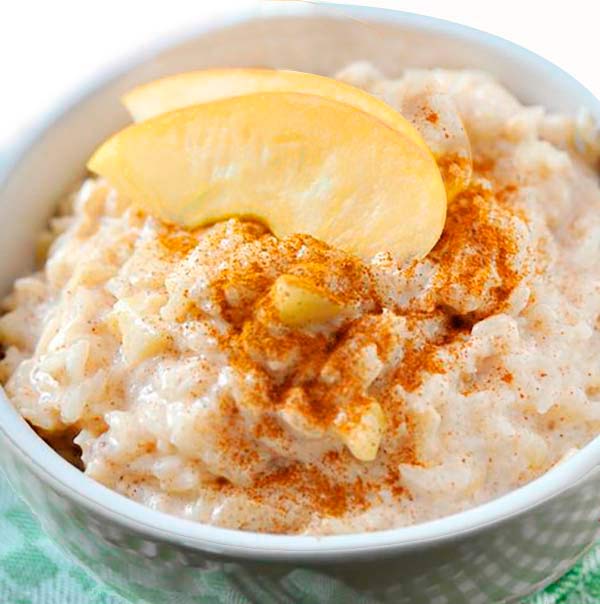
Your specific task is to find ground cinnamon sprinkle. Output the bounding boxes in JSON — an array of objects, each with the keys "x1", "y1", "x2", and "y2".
[
  {"x1": 253, "y1": 413, "x2": 283, "y2": 439},
  {"x1": 501, "y1": 371, "x2": 514, "y2": 384},
  {"x1": 425, "y1": 111, "x2": 439, "y2": 124},
  {"x1": 379, "y1": 405, "x2": 419, "y2": 498},
  {"x1": 497, "y1": 183, "x2": 518, "y2": 203},
  {"x1": 395, "y1": 339, "x2": 448, "y2": 392},
  {"x1": 158, "y1": 226, "x2": 198, "y2": 256},
  {"x1": 437, "y1": 152, "x2": 471, "y2": 189},
  {"x1": 248, "y1": 463, "x2": 358, "y2": 519},
  {"x1": 473, "y1": 155, "x2": 496, "y2": 174},
  {"x1": 169, "y1": 165, "x2": 526, "y2": 528},
  {"x1": 429, "y1": 180, "x2": 523, "y2": 314}
]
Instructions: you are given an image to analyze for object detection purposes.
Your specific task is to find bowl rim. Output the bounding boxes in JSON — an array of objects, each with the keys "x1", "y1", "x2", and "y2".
[{"x1": 1, "y1": 3, "x2": 599, "y2": 562}]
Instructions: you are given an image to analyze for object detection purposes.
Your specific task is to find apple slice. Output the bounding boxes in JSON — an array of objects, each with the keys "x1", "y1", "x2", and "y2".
[
  {"x1": 88, "y1": 92, "x2": 446, "y2": 260},
  {"x1": 122, "y1": 68, "x2": 427, "y2": 151}
]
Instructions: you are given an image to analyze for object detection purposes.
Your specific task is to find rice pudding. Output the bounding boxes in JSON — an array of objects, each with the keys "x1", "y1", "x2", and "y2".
[{"x1": 1, "y1": 63, "x2": 599, "y2": 534}]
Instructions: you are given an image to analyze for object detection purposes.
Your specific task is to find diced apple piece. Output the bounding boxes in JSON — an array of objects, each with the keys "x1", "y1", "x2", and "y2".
[
  {"x1": 117, "y1": 316, "x2": 169, "y2": 366},
  {"x1": 401, "y1": 91, "x2": 473, "y2": 201},
  {"x1": 336, "y1": 402, "x2": 386, "y2": 462},
  {"x1": 122, "y1": 68, "x2": 428, "y2": 152},
  {"x1": 109, "y1": 295, "x2": 170, "y2": 365},
  {"x1": 88, "y1": 93, "x2": 446, "y2": 260},
  {"x1": 273, "y1": 274, "x2": 343, "y2": 327}
]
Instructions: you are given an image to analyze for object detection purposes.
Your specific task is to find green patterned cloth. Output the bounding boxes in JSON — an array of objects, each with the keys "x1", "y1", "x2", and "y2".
[{"x1": 0, "y1": 471, "x2": 598, "y2": 604}]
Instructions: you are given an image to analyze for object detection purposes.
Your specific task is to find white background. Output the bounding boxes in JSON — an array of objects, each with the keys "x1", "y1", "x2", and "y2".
[{"x1": 0, "y1": 0, "x2": 598, "y2": 151}]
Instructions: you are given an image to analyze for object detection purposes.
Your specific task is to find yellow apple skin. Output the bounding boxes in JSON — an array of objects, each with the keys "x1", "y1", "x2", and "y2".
[
  {"x1": 122, "y1": 68, "x2": 428, "y2": 152},
  {"x1": 88, "y1": 92, "x2": 447, "y2": 260}
]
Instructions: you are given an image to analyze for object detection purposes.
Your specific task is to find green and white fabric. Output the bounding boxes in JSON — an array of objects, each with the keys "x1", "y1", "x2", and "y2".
[{"x1": 0, "y1": 471, "x2": 599, "y2": 604}]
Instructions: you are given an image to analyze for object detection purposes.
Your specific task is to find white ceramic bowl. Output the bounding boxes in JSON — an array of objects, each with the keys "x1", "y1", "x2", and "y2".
[{"x1": 1, "y1": 5, "x2": 599, "y2": 603}]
